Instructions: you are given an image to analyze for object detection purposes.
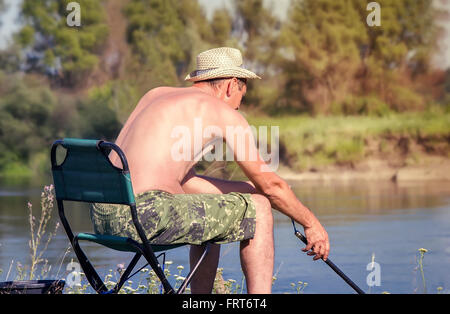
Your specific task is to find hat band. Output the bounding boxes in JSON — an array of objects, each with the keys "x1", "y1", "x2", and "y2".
[
  {"x1": 194, "y1": 66, "x2": 244, "y2": 77},
  {"x1": 194, "y1": 69, "x2": 216, "y2": 77}
]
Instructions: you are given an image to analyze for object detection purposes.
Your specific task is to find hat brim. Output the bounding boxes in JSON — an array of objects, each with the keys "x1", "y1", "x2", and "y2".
[{"x1": 185, "y1": 67, "x2": 261, "y2": 82}]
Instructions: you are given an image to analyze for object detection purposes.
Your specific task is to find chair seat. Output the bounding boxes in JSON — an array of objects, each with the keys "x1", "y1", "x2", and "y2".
[{"x1": 76, "y1": 233, "x2": 185, "y2": 253}]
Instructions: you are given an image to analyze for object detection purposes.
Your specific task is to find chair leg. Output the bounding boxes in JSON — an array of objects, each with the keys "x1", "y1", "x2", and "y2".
[
  {"x1": 72, "y1": 236, "x2": 108, "y2": 293},
  {"x1": 129, "y1": 209, "x2": 176, "y2": 294},
  {"x1": 177, "y1": 242, "x2": 211, "y2": 294},
  {"x1": 113, "y1": 253, "x2": 142, "y2": 293},
  {"x1": 140, "y1": 249, "x2": 175, "y2": 294}
]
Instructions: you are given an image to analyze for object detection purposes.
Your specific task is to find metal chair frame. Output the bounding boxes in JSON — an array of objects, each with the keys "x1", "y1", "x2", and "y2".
[{"x1": 51, "y1": 138, "x2": 210, "y2": 294}]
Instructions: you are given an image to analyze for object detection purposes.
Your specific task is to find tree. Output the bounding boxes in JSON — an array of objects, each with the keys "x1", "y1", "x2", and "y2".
[
  {"x1": 353, "y1": 0, "x2": 438, "y2": 74},
  {"x1": 278, "y1": 0, "x2": 440, "y2": 115},
  {"x1": 124, "y1": 0, "x2": 213, "y2": 90},
  {"x1": 230, "y1": 0, "x2": 281, "y2": 110},
  {"x1": 352, "y1": 0, "x2": 439, "y2": 111},
  {"x1": 0, "y1": 72, "x2": 58, "y2": 176},
  {"x1": 280, "y1": 0, "x2": 367, "y2": 114},
  {"x1": 210, "y1": 8, "x2": 233, "y2": 46},
  {"x1": 17, "y1": 0, "x2": 109, "y2": 86},
  {"x1": 233, "y1": 0, "x2": 279, "y2": 66}
]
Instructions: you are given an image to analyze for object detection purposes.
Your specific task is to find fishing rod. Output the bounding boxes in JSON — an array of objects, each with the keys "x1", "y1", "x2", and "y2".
[{"x1": 292, "y1": 220, "x2": 365, "y2": 294}]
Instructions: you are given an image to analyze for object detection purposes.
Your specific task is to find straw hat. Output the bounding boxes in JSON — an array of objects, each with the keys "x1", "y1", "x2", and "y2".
[{"x1": 185, "y1": 47, "x2": 261, "y2": 82}]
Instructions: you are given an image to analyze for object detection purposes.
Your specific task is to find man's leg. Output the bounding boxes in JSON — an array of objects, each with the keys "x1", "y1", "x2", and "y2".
[
  {"x1": 190, "y1": 194, "x2": 274, "y2": 294},
  {"x1": 240, "y1": 193, "x2": 274, "y2": 293},
  {"x1": 182, "y1": 172, "x2": 274, "y2": 294},
  {"x1": 189, "y1": 243, "x2": 220, "y2": 293}
]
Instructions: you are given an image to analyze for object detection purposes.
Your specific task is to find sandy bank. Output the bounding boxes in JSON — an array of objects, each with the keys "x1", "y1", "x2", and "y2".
[{"x1": 277, "y1": 156, "x2": 450, "y2": 182}]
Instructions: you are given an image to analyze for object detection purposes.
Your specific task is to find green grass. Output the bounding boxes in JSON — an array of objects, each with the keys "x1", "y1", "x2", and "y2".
[
  {"x1": 0, "y1": 161, "x2": 33, "y2": 178},
  {"x1": 249, "y1": 108, "x2": 450, "y2": 136},
  {"x1": 246, "y1": 109, "x2": 450, "y2": 171}
]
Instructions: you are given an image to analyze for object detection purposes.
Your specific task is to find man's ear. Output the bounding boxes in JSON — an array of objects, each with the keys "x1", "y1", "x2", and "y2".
[{"x1": 226, "y1": 78, "x2": 237, "y2": 97}]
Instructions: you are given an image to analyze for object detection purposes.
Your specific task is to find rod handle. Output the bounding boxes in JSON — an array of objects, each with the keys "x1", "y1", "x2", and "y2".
[{"x1": 294, "y1": 230, "x2": 365, "y2": 294}]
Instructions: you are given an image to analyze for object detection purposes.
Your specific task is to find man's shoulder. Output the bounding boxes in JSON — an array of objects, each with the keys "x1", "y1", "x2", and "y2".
[
  {"x1": 145, "y1": 86, "x2": 220, "y2": 104},
  {"x1": 143, "y1": 86, "x2": 246, "y2": 124},
  {"x1": 144, "y1": 86, "x2": 178, "y2": 98},
  {"x1": 168, "y1": 88, "x2": 233, "y2": 114}
]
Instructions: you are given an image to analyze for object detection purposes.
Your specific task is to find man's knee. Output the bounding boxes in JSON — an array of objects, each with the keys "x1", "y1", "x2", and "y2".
[
  {"x1": 251, "y1": 193, "x2": 271, "y2": 210},
  {"x1": 250, "y1": 194, "x2": 273, "y2": 225}
]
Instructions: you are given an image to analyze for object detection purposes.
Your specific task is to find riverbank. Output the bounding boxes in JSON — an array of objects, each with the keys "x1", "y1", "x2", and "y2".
[
  {"x1": 1, "y1": 109, "x2": 448, "y2": 184},
  {"x1": 246, "y1": 109, "x2": 450, "y2": 182},
  {"x1": 277, "y1": 155, "x2": 450, "y2": 182}
]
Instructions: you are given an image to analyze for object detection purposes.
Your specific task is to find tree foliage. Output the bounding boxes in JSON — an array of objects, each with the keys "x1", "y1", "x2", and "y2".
[
  {"x1": 0, "y1": 72, "x2": 57, "y2": 175},
  {"x1": 280, "y1": 0, "x2": 366, "y2": 113},
  {"x1": 18, "y1": 0, "x2": 109, "y2": 86},
  {"x1": 210, "y1": 8, "x2": 233, "y2": 46},
  {"x1": 352, "y1": 0, "x2": 437, "y2": 73},
  {"x1": 234, "y1": 0, "x2": 281, "y2": 109},
  {"x1": 124, "y1": 0, "x2": 213, "y2": 89},
  {"x1": 279, "y1": 0, "x2": 440, "y2": 114},
  {"x1": 0, "y1": 0, "x2": 447, "y2": 178}
]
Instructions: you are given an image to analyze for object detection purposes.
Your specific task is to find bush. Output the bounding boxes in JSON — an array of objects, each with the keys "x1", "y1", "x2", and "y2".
[
  {"x1": 388, "y1": 86, "x2": 425, "y2": 112},
  {"x1": 330, "y1": 95, "x2": 392, "y2": 117},
  {"x1": 0, "y1": 74, "x2": 58, "y2": 177},
  {"x1": 77, "y1": 84, "x2": 122, "y2": 141}
]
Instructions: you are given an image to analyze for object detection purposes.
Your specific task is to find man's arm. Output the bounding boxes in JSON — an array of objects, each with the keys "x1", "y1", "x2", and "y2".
[{"x1": 222, "y1": 109, "x2": 330, "y2": 261}]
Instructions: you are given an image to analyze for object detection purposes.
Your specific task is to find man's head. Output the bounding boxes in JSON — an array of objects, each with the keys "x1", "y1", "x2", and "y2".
[{"x1": 185, "y1": 47, "x2": 260, "y2": 110}]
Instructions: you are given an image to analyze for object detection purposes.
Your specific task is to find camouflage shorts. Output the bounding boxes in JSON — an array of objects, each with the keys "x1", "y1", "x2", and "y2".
[{"x1": 90, "y1": 190, "x2": 256, "y2": 245}]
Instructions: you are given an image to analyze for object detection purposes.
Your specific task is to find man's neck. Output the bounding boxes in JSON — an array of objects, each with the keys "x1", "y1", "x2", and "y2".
[{"x1": 192, "y1": 82, "x2": 222, "y2": 98}]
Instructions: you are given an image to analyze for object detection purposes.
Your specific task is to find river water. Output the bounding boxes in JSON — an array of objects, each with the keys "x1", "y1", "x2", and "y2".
[{"x1": 0, "y1": 179, "x2": 449, "y2": 294}]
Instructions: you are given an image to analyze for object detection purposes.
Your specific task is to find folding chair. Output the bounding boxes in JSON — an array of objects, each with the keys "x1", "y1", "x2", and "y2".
[{"x1": 51, "y1": 138, "x2": 210, "y2": 294}]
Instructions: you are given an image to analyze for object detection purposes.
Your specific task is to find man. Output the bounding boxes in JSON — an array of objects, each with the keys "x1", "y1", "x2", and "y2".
[{"x1": 91, "y1": 47, "x2": 329, "y2": 294}]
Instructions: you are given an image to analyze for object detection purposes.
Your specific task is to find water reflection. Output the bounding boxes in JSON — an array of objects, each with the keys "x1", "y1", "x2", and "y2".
[{"x1": 287, "y1": 180, "x2": 450, "y2": 224}]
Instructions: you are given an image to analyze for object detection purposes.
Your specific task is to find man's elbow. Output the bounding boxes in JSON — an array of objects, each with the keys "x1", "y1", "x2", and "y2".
[{"x1": 260, "y1": 176, "x2": 290, "y2": 198}]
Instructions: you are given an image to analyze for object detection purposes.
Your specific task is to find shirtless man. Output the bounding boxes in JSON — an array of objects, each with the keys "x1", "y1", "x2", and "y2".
[{"x1": 92, "y1": 47, "x2": 329, "y2": 294}]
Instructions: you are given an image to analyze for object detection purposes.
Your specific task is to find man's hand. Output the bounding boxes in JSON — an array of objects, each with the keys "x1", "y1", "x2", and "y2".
[{"x1": 302, "y1": 222, "x2": 330, "y2": 261}]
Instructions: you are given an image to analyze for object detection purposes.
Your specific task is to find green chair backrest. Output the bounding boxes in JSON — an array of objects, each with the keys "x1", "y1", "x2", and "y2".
[{"x1": 51, "y1": 138, "x2": 135, "y2": 205}]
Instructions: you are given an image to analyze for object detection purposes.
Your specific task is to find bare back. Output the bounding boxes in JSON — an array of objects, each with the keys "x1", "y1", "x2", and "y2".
[{"x1": 110, "y1": 86, "x2": 239, "y2": 195}]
